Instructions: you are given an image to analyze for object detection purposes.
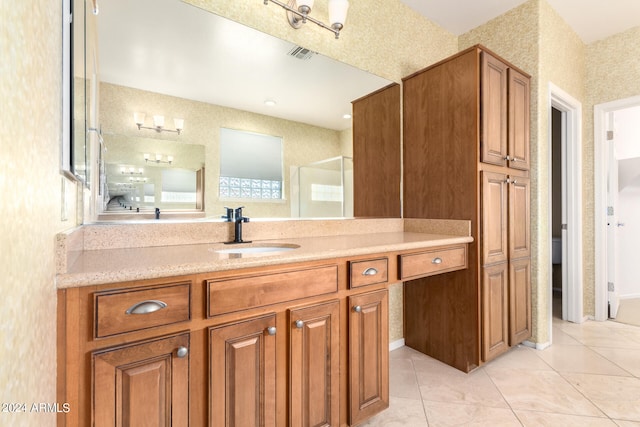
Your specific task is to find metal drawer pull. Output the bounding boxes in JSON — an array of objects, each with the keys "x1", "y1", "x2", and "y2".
[
  {"x1": 432, "y1": 257, "x2": 443, "y2": 265},
  {"x1": 125, "y1": 300, "x2": 168, "y2": 315},
  {"x1": 176, "y1": 346, "x2": 188, "y2": 358},
  {"x1": 295, "y1": 320, "x2": 304, "y2": 329},
  {"x1": 353, "y1": 305, "x2": 362, "y2": 313},
  {"x1": 362, "y1": 267, "x2": 378, "y2": 276},
  {"x1": 267, "y1": 326, "x2": 277, "y2": 336}
]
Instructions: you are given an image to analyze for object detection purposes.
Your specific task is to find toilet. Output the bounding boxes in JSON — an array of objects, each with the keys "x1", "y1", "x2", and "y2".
[{"x1": 552, "y1": 237, "x2": 562, "y2": 264}]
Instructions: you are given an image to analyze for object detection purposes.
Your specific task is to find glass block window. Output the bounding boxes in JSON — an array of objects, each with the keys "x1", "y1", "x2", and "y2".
[
  {"x1": 219, "y1": 176, "x2": 282, "y2": 200},
  {"x1": 219, "y1": 128, "x2": 284, "y2": 200}
]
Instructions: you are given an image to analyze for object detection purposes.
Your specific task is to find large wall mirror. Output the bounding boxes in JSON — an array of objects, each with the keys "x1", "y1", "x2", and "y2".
[{"x1": 75, "y1": 0, "x2": 392, "y2": 221}]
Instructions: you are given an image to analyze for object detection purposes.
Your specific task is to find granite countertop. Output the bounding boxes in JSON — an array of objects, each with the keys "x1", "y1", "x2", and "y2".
[{"x1": 56, "y1": 231, "x2": 473, "y2": 288}]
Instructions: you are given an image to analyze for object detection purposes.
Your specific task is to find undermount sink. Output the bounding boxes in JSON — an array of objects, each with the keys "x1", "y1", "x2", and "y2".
[{"x1": 215, "y1": 244, "x2": 300, "y2": 255}]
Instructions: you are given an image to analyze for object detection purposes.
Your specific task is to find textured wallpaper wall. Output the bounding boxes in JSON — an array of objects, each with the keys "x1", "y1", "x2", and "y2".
[{"x1": 0, "y1": 1, "x2": 76, "y2": 426}]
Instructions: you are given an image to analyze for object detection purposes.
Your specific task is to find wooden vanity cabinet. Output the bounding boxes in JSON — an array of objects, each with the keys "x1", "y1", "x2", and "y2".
[{"x1": 402, "y1": 45, "x2": 531, "y2": 370}]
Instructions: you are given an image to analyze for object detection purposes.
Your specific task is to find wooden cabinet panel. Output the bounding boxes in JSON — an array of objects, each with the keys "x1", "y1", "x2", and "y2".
[
  {"x1": 481, "y1": 172, "x2": 508, "y2": 266},
  {"x1": 480, "y1": 52, "x2": 508, "y2": 166},
  {"x1": 348, "y1": 289, "x2": 389, "y2": 426},
  {"x1": 207, "y1": 265, "x2": 338, "y2": 317},
  {"x1": 349, "y1": 257, "x2": 389, "y2": 288},
  {"x1": 508, "y1": 68, "x2": 530, "y2": 170},
  {"x1": 509, "y1": 176, "x2": 531, "y2": 260},
  {"x1": 353, "y1": 83, "x2": 401, "y2": 217},
  {"x1": 289, "y1": 300, "x2": 340, "y2": 427},
  {"x1": 94, "y1": 282, "x2": 190, "y2": 338},
  {"x1": 399, "y1": 245, "x2": 467, "y2": 280},
  {"x1": 93, "y1": 333, "x2": 189, "y2": 427},
  {"x1": 209, "y1": 314, "x2": 276, "y2": 427},
  {"x1": 510, "y1": 258, "x2": 532, "y2": 345},
  {"x1": 481, "y1": 264, "x2": 509, "y2": 362}
]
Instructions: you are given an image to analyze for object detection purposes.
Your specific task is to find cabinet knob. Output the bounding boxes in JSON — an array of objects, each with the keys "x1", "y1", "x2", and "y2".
[
  {"x1": 353, "y1": 305, "x2": 362, "y2": 313},
  {"x1": 362, "y1": 267, "x2": 378, "y2": 276},
  {"x1": 176, "y1": 346, "x2": 188, "y2": 358},
  {"x1": 505, "y1": 155, "x2": 512, "y2": 161},
  {"x1": 511, "y1": 179, "x2": 518, "y2": 185},
  {"x1": 295, "y1": 320, "x2": 304, "y2": 329},
  {"x1": 267, "y1": 326, "x2": 277, "y2": 336},
  {"x1": 125, "y1": 300, "x2": 167, "y2": 315},
  {"x1": 432, "y1": 257, "x2": 443, "y2": 264}
]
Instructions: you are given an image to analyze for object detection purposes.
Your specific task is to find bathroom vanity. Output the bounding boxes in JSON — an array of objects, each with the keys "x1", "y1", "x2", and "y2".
[{"x1": 56, "y1": 220, "x2": 471, "y2": 427}]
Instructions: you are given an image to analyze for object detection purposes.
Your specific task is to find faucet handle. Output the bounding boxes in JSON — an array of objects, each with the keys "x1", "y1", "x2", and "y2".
[{"x1": 222, "y1": 206, "x2": 234, "y2": 222}]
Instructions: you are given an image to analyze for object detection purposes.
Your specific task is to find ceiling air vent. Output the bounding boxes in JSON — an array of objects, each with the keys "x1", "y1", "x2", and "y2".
[{"x1": 287, "y1": 46, "x2": 316, "y2": 60}]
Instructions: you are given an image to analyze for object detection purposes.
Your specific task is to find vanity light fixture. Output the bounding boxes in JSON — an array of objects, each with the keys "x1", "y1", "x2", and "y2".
[
  {"x1": 120, "y1": 166, "x2": 144, "y2": 175},
  {"x1": 343, "y1": 113, "x2": 352, "y2": 119},
  {"x1": 134, "y1": 112, "x2": 184, "y2": 135},
  {"x1": 263, "y1": 0, "x2": 349, "y2": 39},
  {"x1": 144, "y1": 153, "x2": 174, "y2": 165}
]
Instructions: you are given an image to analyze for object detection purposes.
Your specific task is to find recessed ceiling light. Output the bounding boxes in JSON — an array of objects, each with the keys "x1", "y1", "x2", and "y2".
[
  {"x1": 264, "y1": 99, "x2": 277, "y2": 107},
  {"x1": 343, "y1": 113, "x2": 352, "y2": 119}
]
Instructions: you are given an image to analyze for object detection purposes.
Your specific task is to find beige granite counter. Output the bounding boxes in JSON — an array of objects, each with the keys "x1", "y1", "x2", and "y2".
[{"x1": 56, "y1": 218, "x2": 472, "y2": 288}]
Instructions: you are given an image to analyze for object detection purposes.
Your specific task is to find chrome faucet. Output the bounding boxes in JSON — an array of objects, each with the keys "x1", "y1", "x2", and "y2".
[{"x1": 225, "y1": 206, "x2": 251, "y2": 244}]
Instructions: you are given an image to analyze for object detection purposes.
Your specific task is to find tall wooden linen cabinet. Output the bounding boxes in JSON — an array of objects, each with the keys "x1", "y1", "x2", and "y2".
[{"x1": 402, "y1": 45, "x2": 532, "y2": 371}]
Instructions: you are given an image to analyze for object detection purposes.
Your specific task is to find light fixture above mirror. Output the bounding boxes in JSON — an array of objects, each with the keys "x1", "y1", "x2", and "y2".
[
  {"x1": 263, "y1": 0, "x2": 349, "y2": 39},
  {"x1": 134, "y1": 112, "x2": 184, "y2": 135},
  {"x1": 144, "y1": 153, "x2": 174, "y2": 165}
]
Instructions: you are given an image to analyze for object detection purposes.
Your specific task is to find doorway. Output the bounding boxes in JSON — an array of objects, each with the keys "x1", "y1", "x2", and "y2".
[
  {"x1": 548, "y1": 84, "x2": 583, "y2": 334},
  {"x1": 594, "y1": 97, "x2": 640, "y2": 322}
]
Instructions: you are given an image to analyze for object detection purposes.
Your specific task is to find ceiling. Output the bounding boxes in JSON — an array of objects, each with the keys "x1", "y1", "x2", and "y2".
[{"x1": 401, "y1": 0, "x2": 640, "y2": 44}]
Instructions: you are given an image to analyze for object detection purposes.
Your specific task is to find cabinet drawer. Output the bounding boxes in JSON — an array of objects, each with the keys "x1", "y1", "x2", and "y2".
[
  {"x1": 399, "y1": 245, "x2": 467, "y2": 280},
  {"x1": 207, "y1": 265, "x2": 338, "y2": 317},
  {"x1": 94, "y1": 283, "x2": 191, "y2": 338},
  {"x1": 349, "y1": 257, "x2": 388, "y2": 288}
]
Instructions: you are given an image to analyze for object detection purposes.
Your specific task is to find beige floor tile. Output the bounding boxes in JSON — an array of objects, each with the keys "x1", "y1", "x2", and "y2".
[
  {"x1": 417, "y1": 366, "x2": 509, "y2": 408},
  {"x1": 515, "y1": 410, "x2": 617, "y2": 426},
  {"x1": 487, "y1": 368, "x2": 604, "y2": 416},
  {"x1": 557, "y1": 322, "x2": 640, "y2": 349},
  {"x1": 562, "y1": 373, "x2": 640, "y2": 421},
  {"x1": 358, "y1": 396, "x2": 427, "y2": 426},
  {"x1": 423, "y1": 401, "x2": 521, "y2": 427},
  {"x1": 591, "y1": 346, "x2": 640, "y2": 377},
  {"x1": 535, "y1": 344, "x2": 632, "y2": 376},
  {"x1": 552, "y1": 325, "x2": 583, "y2": 345},
  {"x1": 613, "y1": 420, "x2": 640, "y2": 426},
  {"x1": 483, "y1": 345, "x2": 552, "y2": 372},
  {"x1": 390, "y1": 369, "x2": 422, "y2": 400}
]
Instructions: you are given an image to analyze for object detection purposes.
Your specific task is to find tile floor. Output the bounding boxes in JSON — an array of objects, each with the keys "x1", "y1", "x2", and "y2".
[{"x1": 362, "y1": 307, "x2": 640, "y2": 426}]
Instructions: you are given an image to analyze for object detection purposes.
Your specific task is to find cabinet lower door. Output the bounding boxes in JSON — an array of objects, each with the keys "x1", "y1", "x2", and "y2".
[
  {"x1": 209, "y1": 314, "x2": 276, "y2": 427},
  {"x1": 510, "y1": 258, "x2": 532, "y2": 345},
  {"x1": 348, "y1": 289, "x2": 389, "y2": 425},
  {"x1": 289, "y1": 300, "x2": 340, "y2": 427},
  {"x1": 481, "y1": 264, "x2": 509, "y2": 362},
  {"x1": 92, "y1": 333, "x2": 189, "y2": 427}
]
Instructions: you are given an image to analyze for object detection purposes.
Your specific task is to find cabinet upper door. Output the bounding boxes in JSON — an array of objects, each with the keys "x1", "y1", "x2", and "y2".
[
  {"x1": 209, "y1": 314, "x2": 277, "y2": 427},
  {"x1": 508, "y1": 68, "x2": 531, "y2": 170},
  {"x1": 480, "y1": 52, "x2": 508, "y2": 167},
  {"x1": 93, "y1": 333, "x2": 190, "y2": 427}
]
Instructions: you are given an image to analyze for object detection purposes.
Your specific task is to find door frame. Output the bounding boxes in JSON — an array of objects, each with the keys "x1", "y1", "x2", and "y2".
[
  {"x1": 548, "y1": 83, "x2": 583, "y2": 330},
  {"x1": 594, "y1": 95, "x2": 640, "y2": 321}
]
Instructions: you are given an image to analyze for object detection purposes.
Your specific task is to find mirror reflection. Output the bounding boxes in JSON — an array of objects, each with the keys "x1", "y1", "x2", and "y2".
[{"x1": 87, "y1": 0, "x2": 392, "y2": 220}]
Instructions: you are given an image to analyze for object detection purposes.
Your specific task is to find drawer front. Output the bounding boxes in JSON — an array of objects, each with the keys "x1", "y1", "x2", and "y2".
[
  {"x1": 207, "y1": 265, "x2": 338, "y2": 317},
  {"x1": 95, "y1": 283, "x2": 191, "y2": 338},
  {"x1": 399, "y1": 246, "x2": 467, "y2": 280},
  {"x1": 349, "y1": 257, "x2": 388, "y2": 288}
]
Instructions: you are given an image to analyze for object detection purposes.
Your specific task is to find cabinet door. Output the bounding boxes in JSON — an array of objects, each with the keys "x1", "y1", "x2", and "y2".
[
  {"x1": 348, "y1": 289, "x2": 389, "y2": 425},
  {"x1": 510, "y1": 258, "x2": 532, "y2": 345},
  {"x1": 93, "y1": 333, "x2": 189, "y2": 427},
  {"x1": 480, "y1": 52, "x2": 508, "y2": 166},
  {"x1": 481, "y1": 264, "x2": 509, "y2": 362},
  {"x1": 509, "y1": 176, "x2": 531, "y2": 260},
  {"x1": 289, "y1": 300, "x2": 340, "y2": 427},
  {"x1": 209, "y1": 314, "x2": 276, "y2": 427},
  {"x1": 508, "y1": 68, "x2": 530, "y2": 170},
  {"x1": 481, "y1": 171, "x2": 508, "y2": 266}
]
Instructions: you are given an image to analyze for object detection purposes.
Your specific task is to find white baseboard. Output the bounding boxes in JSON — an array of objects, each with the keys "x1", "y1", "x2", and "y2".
[
  {"x1": 389, "y1": 339, "x2": 405, "y2": 352},
  {"x1": 522, "y1": 339, "x2": 551, "y2": 350}
]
